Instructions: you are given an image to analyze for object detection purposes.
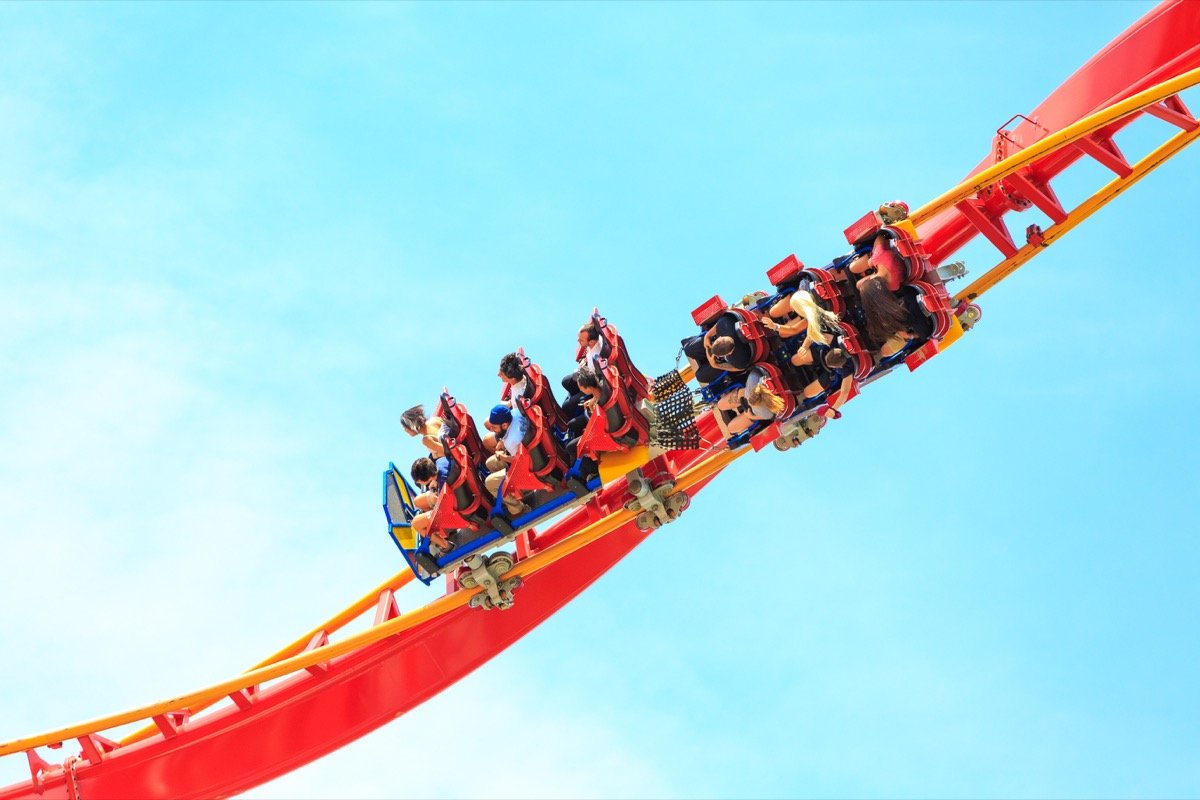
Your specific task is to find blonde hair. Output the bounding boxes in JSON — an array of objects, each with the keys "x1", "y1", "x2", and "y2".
[
  {"x1": 747, "y1": 382, "x2": 786, "y2": 415},
  {"x1": 789, "y1": 290, "x2": 841, "y2": 347}
]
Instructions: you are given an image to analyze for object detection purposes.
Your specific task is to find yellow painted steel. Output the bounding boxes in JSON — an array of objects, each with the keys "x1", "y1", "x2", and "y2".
[
  {"x1": 891, "y1": 218, "x2": 920, "y2": 240},
  {"x1": 953, "y1": 123, "x2": 1200, "y2": 303},
  {"x1": 598, "y1": 445, "x2": 651, "y2": 485},
  {"x1": 910, "y1": 66, "x2": 1200, "y2": 228},
  {"x1": 937, "y1": 314, "x2": 965, "y2": 351},
  {"x1": 24, "y1": 63, "x2": 1198, "y2": 768},
  {"x1": 393, "y1": 466, "x2": 416, "y2": 509},
  {"x1": 117, "y1": 568, "x2": 417, "y2": 748},
  {"x1": 1, "y1": 445, "x2": 747, "y2": 759},
  {"x1": 392, "y1": 524, "x2": 417, "y2": 551}
]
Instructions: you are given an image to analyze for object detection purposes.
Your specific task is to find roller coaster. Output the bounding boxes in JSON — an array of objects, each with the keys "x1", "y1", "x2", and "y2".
[{"x1": 3, "y1": 2, "x2": 1199, "y2": 797}]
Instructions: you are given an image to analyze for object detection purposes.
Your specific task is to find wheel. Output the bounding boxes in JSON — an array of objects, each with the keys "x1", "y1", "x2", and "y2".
[
  {"x1": 654, "y1": 480, "x2": 675, "y2": 496},
  {"x1": 487, "y1": 552, "x2": 515, "y2": 576},
  {"x1": 624, "y1": 498, "x2": 643, "y2": 512},
  {"x1": 773, "y1": 437, "x2": 791, "y2": 452},
  {"x1": 635, "y1": 510, "x2": 656, "y2": 531},
  {"x1": 457, "y1": 570, "x2": 478, "y2": 590}
]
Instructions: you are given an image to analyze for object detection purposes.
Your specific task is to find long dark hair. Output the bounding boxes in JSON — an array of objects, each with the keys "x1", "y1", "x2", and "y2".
[
  {"x1": 859, "y1": 278, "x2": 909, "y2": 347},
  {"x1": 401, "y1": 405, "x2": 426, "y2": 434}
]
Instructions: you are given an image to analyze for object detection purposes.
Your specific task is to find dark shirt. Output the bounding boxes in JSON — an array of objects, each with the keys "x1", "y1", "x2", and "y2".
[
  {"x1": 434, "y1": 457, "x2": 451, "y2": 491},
  {"x1": 710, "y1": 313, "x2": 755, "y2": 371}
]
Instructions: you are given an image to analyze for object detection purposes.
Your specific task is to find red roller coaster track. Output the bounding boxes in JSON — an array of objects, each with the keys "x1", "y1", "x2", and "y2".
[{"x1": 2, "y1": 3, "x2": 1199, "y2": 798}]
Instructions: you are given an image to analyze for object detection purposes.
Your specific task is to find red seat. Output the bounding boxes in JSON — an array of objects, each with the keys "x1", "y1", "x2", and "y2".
[
  {"x1": 501, "y1": 349, "x2": 571, "y2": 432},
  {"x1": 908, "y1": 280, "x2": 955, "y2": 339},
  {"x1": 833, "y1": 322, "x2": 876, "y2": 381},
  {"x1": 801, "y1": 266, "x2": 849, "y2": 317},
  {"x1": 576, "y1": 361, "x2": 651, "y2": 461},
  {"x1": 721, "y1": 307, "x2": 770, "y2": 367},
  {"x1": 427, "y1": 440, "x2": 493, "y2": 539},
  {"x1": 500, "y1": 399, "x2": 573, "y2": 498},
  {"x1": 427, "y1": 394, "x2": 492, "y2": 540},
  {"x1": 886, "y1": 224, "x2": 934, "y2": 282},
  {"x1": 752, "y1": 362, "x2": 798, "y2": 420},
  {"x1": 436, "y1": 392, "x2": 486, "y2": 468},
  {"x1": 577, "y1": 310, "x2": 651, "y2": 404}
]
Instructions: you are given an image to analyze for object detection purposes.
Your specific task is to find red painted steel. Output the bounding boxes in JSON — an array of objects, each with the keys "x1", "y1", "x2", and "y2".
[
  {"x1": 3, "y1": 3, "x2": 1199, "y2": 797},
  {"x1": 0, "y1": 422, "x2": 727, "y2": 800},
  {"x1": 919, "y1": 0, "x2": 1200, "y2": 263}
]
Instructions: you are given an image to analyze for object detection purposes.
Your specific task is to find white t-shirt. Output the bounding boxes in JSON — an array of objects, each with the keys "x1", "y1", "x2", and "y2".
[{"x1": 501, "y1": 410, "x2": 530, "y2": 456}]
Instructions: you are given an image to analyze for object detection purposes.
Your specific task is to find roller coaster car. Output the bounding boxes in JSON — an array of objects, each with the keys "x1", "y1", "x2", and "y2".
[
  {"x1": 501, "y1": 348, "x2": 571, "y2": 434},
  {"x1": 711, "y1": 362, "x2": 799, "y2": 448},
  {"x1": 384, "y1": 394, "x2": 604, "y2": 585},
  {"x1": 575, "y1": 360, "x2": 651, "y2": 461},
  {"x1": 577, "y1": 309, "x2": 651, "y2": 404}
]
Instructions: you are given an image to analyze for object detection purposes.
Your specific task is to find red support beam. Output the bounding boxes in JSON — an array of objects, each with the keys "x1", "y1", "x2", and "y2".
[
  {"x1": 303, "y1": 630, "x2": 330, "y2": 676},
  {"x1": 954, "y1": 198, "x2": 1018, "y2": 258},
  {"x1": 77, "y1": 733, "x2": 118, "y2": 766},
  {"x1": 1144, "y1": 94, "x2": 1198, "y2": 131},
  {"x1": 227, "y1": 689, "x2": 255, "y2": 711},
  {"x1": 1002, "y1": 172, "x2": 1069, "y2": 224},
  {"x1": 152, "y1": 715, "x2": 178, "y2": 740},
  {"x1": 374, "y1": 590, "x2": 401, "y2": 626},
  {"x1": 1073, "y1": 133, "x2": 1133, "y2": 177}
]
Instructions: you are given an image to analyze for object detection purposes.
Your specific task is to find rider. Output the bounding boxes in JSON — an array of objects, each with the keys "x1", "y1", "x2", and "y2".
[
  {"x1": 682, "y1": 312, "x2": 757, "y2": 386},
  {"x1": 410, "y1": 456, "x2": 451, "y2": 548},
  {"x1": 401, "y1": 405, "x2": 446, "y2": 458},
  {"x1": 481, "y1": 404, "x2": 533, "y2": 518},
  {"x1": 561, "y1": 321, "x2": 604, "y2": 431},
  {"x1": 714, "y1": 376, "x2": 786, "y2": 435}
]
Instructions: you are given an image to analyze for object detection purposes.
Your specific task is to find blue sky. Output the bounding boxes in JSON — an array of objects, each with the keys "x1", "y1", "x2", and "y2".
[{"x1": 1, "y1": 2, "x2": 1197, "y2": 798}]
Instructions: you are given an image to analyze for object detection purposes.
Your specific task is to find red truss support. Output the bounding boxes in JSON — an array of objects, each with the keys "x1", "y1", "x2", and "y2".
[
  {"x1": 25, "y1": 749, "x2": 54, "y2": 788},
  {"x1": 1144, "y1": 94, "x2": 1198, "y2": 131},
  {"x1": 303, "y1": 630, "x2": 331, "y2": 676},
  {"x1": 1073, "y1": 132, "x2": 1133, "y2": 177},
  {"x1": 228, "y1": 687, "x2": 256, "y2": 711},
  {"x1": 1001, "y1": 172, "x2": 1069, "y2": 224},
  {"x1": 77, "y1": 733, "x2": 119, "y2": 766},
  {"x1": 152, "y1": 711, "x2": 189, "y2": 740},
  {"x1": 954, "y1": 197, "x2": 1018, "y2": 258},
  {"x1": 374, "y1": 590, "x2": 402, "y2": 625}
]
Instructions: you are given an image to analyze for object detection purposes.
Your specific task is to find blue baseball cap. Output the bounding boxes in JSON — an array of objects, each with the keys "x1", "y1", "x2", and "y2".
[{"x1": 488, "y1": 405, "x2": 512, "y2": 425}]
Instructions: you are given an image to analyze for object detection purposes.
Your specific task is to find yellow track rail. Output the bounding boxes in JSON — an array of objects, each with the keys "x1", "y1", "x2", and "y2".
[
  {"x1": 953, "y1": 123, "x2": 1200, "y2": 302},
  {"x1": 910, "y1": 66, "x2": 1200, "y2": 228},
  {"x1": 0, "y1": 445, "x2": 746, "y2": 758},
  {"x1": 117, "y1": 570, "x2": 418, "y2": 748}
]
